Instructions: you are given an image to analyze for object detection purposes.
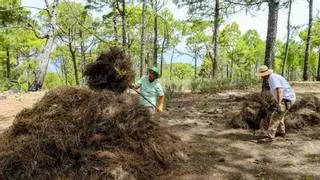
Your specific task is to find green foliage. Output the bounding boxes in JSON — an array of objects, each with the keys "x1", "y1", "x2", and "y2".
[
  {"x1": 190, "y1": 79, "x2": 231, "y2": 93},
  {"x1": 161, "y1": 63, "x2": 194, "y2": 80},
  {"x1": 0, "y1": 0, "x2": 319, "y2": 92},
  {"x1": 43, "y1": 72, "x2": 64, "y2": 89}
]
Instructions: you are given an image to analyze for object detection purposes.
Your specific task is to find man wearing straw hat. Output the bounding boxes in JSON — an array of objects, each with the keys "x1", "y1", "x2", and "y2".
[
  {"x1": 132, "y1": 67, "x2": 165, "y2": 114},
  {"x1": 258, "y1": 65, "x2": 296, "y2": 139}
]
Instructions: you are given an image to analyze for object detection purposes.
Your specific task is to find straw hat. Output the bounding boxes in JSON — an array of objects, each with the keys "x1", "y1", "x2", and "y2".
[{"x1": 258, "y1": 65, "x2": 273, "y2": 77}]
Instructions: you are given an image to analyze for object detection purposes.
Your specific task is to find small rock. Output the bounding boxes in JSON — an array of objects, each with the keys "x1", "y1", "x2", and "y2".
[{"x1": 218, "y1": 158, "x2": 225, "y2": 162}]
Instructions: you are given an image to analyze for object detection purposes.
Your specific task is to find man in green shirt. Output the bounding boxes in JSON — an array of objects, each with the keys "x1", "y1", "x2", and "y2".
[{"x1": 133, "y1": 67, "x2": 165, "y2": 114}]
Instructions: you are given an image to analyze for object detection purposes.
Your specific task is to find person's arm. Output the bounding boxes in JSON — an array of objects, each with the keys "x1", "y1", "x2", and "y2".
[
  {"x1": 131, "y1": 77, "x2": 143, "y2": 89},
  {"x1": 155, "y1": 82, "x2": 165, "y2": 112},
  {"x1": 276, "y1": 87, "x2": 283, "y2": 103},
  {"x1": 276, "y1": 87, "x2": 285, "y2": 112},
  {"x1": 157, "y1": 96, "x2": 165, "y2": 112}
]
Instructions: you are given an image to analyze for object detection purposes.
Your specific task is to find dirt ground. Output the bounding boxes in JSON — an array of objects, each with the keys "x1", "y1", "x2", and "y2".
[{"x1": 1, "y1": 82, "x2": 320, "y2": 179}]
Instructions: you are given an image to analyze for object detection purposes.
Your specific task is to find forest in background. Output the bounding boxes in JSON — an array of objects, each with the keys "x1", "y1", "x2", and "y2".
[{"x1": 0, "y1": 0, "x2": 319, "y2": 92}]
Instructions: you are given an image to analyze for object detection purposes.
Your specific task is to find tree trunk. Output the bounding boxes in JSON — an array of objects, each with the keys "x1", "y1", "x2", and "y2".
[
  {"x1": 160, "y1": 32, "x2": 167, "y2": 77},
  {"x1": 140, "y1": 0, "x2": 146, "y2": 77},
  {"x1": 116, "y1": 0, "x2": 126, "y2": 47},
  {"x1": 6, "y1": 47, "x2": 10, "y2": 80},
  {"x1": 230, "y1": 58, "x2": 234, "y2": 81},
  {"x1": 282, "y1": 0, "x2": 292, "y2": 76},
  {"x1": 317, "y1": 50, "x2": 320, "y2": 81},
  {"x1": 79, "y1": 30, "x2": 86, "y2": 75},
  {"x1": 226, "y1": 64, "x2": 229, "y2": 79},
  {"x1": 62, "y1": 57, "x2": 68, "y2": 85},
  {"x1": 153, "y1": 0, "x2": 158, "y2": 67},
  {"x1": 303, "y1": 0, "x2": 313, "y2": 81},
  {"x1": 170, "y1": 49, "x2": 174, "y2": 80},
  {"x1": 263, "y1": 0, "x2": 279, "y2": 91},
  {"x1": 69, "y1": 42, "x2": 79, "y2": 85},
  {"x1": 34, "y1": 0, "x2": 59, "y2": 90},
  {"x1": 211, "y1": 0, "x2": 220, "y2": 79},
  {"x1": 112, "y1": 6, "x2": 119, "y2": 42}
]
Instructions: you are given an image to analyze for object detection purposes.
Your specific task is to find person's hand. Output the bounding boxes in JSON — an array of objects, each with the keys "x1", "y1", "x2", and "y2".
[
  {"x1": 157, "y1": 104, "x2": 164, "y2": 112},
  {"x1": 276, "y1": 103, "x2": 286, "y2": 113},
  {"x1": 129, "y1": 84, "x2": 137, "y2": 89}
]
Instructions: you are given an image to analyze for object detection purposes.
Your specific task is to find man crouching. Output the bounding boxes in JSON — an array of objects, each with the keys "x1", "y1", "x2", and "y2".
[{"x1": 258, "y1": 65, "x2": 296, "y2": 138}]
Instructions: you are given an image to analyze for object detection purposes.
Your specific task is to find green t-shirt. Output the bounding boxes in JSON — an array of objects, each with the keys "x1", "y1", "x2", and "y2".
[{"x1": 136, "y1": 76, "x2": 164, "y2": 107}]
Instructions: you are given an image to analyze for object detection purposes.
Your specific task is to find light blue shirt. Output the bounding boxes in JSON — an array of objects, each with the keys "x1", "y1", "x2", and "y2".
[
  {"x1": 268, "y1": 73, "x2": 296, "y2": 102},
  {"x1": 136, "y1": 76, "x2": 164, "y2": 107}
]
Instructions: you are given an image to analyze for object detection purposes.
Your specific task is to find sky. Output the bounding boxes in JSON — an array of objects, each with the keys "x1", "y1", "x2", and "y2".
[{"x1": 22, "y1": 0, "x2": 320, "y2": 65}]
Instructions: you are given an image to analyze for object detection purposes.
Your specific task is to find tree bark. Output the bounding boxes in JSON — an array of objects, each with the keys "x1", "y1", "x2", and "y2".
[
  {"x1": 153, "y1": 0, "x2": 158, "y2": 67},
  {"x1": 317, "y1": 50, "x2": 320, "y2": 81},
  {"x1": 303, "y1": 0, "x2": 313, "y2": 81},
  {"x1": 6, "y1": 47, "x2": 10, "y2": 79},
  {"x1": 160, "y1": 31, "x2": 167, "y2": 77},
  {"x1": 68, "y1": 42, "x2": 79, "y2": 85},
  {"x1": 121, "y1": 0, "x2": 126, "y2": 46},
  {"x1": 34, "y1": 0, "x2": 59, "y2": 90},
  {"x1": 79, "y1": 30, "x2": 86, "y2": 75},
  {"x1": 62, "y1": 57, "x2": 68, "y2": 85},
  {"x1": 212, "y1": 0, "x2": 220, "y2": 79},
  {"x1": 140, "y1": 0, "x2": 147, "y2": 77},
  {"x1": 112, "y1": 6, "x2": 119, "y2": 42},
  {"x1": 263, "y1": 0, "x2": 279, "y2": 91},
  {"x1": 116, "y1": 0, "x2": 126, "y2": 46},
  {"x1": 227, "y1": 64, "x2": 229, "y2": 80},
  {"x1": 282, "y1": 0, "x2": 292, "y2": 76},
  {"x1": 230, "y1": 57, "x2": 234, "y2": 81}
]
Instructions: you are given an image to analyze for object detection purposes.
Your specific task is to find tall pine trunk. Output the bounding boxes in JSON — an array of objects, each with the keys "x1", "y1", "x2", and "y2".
[
  {"x1": 34, "y1": 0, "x2": 59, "y2": 90},
  {"x1": 62, "y1": 58, "x2": 68, "y2": 85},
  {"x1": 160, "y1": 39, "x2": 165, "y2": 77},
  {"x1": 153, "y1": 0, "x2": 158, "y2": 66},
  {"x1": 68, "y1": 42, "x2": 79, "y2": 85},
  {"x1": 212, "y1": 0, "x2": 220, "y2": 79},
  {"x1": 140, "y1": 0, "x2": 146, "y2": 77},
  {"x1": 263, "y1": 0, "x2": 279, "y2": 91},
  {"x1": 303, "y1": 0, "x2": 313, "y2": 81},
  {"x1": 112, "y1": 6, "x2": 119, "y2": 42},
  {"x1": 160, "y1": 30, "x2": 167, "y2": 76},
  {"x1": 79, "y1": 30, "x2": 86, "y2": 75},
  {"x1": 117, "y1": 0, "x2": 126, "y2": 47},
  {"x1": 282, "y1": 0, "x2": 292, "y2": 76}
]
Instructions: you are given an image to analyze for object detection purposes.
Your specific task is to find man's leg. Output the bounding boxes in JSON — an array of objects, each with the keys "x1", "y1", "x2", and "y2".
[
  {"x1": 276, "y1": 114, "x2": 286, "y2": 136},
  {"x1": 266, "y1": 111, "x2": 286, "y2": 138},
  {"x1": 277, "y1": 99, "x2": 295, "y2": 136}
]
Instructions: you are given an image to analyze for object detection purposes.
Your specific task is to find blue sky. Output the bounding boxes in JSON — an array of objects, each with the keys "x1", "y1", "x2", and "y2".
[{"x1": 22, "y1": 0, "x2": 320, "y2": 66}]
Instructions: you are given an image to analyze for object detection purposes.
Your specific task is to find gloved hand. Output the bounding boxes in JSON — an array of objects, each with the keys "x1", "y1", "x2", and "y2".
[
  {"x1": 276, "y1": 103, "x2": 286, "y2": 113},
  {"x1": 157, "y1": 104, "x2": 164, "y2": 112},
  {"x1": 129, "y1": 84, "x2": 137, "y2": 89}
]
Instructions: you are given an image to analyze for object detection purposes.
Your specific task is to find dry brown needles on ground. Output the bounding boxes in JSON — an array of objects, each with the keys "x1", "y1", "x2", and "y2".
[
  {"x1": 231, "y1": 93, "x2": 320, "y2": 133},
  {"x1": 0, "y1": 47, "x2": 184, "y2": 180}
]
